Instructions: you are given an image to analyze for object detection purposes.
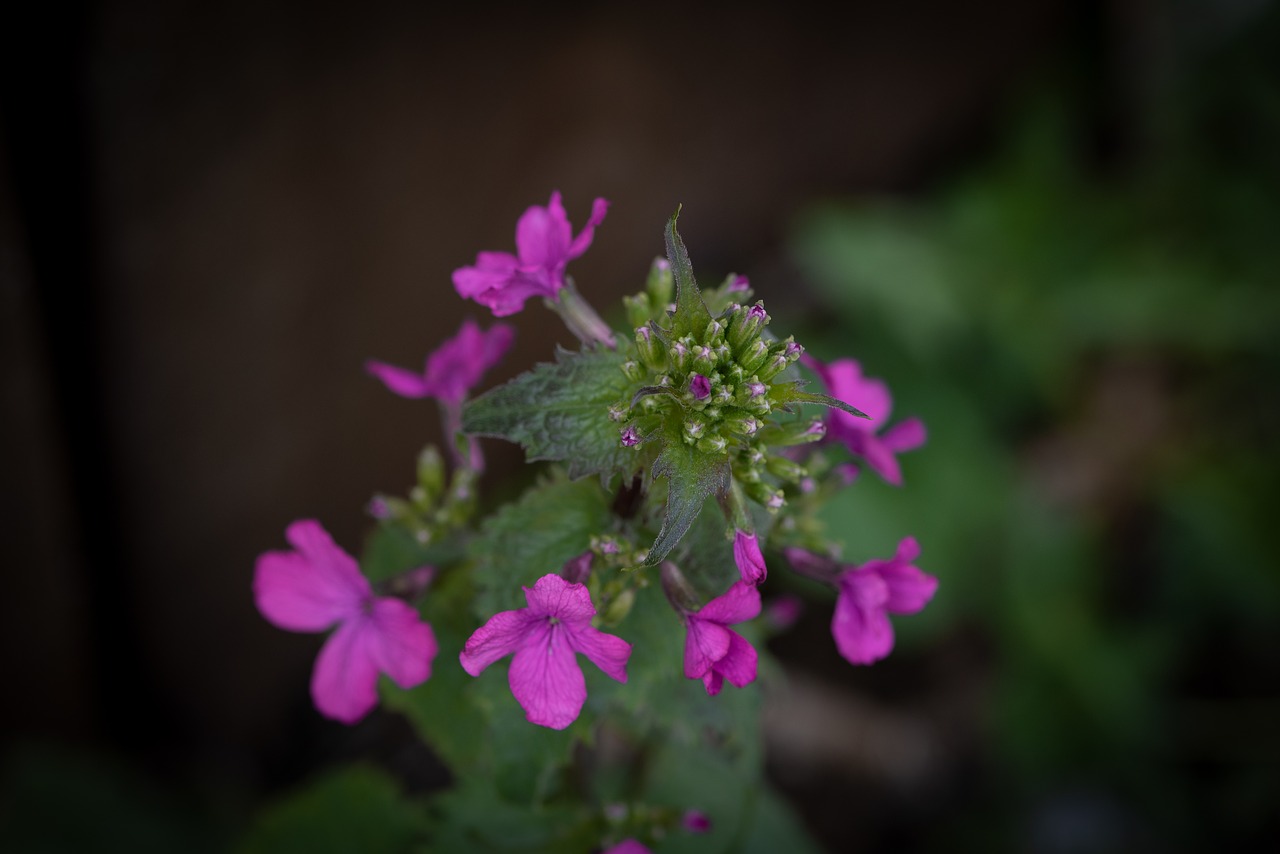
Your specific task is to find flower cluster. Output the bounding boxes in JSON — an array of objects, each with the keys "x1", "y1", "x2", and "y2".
[{"x1": 251, "y1": 192, "x2": 939, "y2": 848}]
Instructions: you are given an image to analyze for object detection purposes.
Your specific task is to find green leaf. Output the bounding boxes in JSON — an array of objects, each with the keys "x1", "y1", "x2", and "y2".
[
  {"x1": 664, "y1": 208, "x2": 713, "y2": 339},
  {"x1": 770, "y1": 381, "x2": 870, "y2": 419},
  {"x1": 644, "y1": 440, "x2": 729, "y2": 565},
  {"x1": 469, "y1": 473, "x2": 614, "y2": 615},
  {"x1": 462, "y1": 347, "x2": 634, "y2": 481},
  {"x1": 237, "y1": 766, "x2": 425, "y2": 854}
]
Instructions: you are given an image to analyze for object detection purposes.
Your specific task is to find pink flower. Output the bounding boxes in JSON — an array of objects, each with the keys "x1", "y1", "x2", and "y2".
[
  {"x1": 602, "y1": 840, "x2": 650, "y2": 854},
  {"x1": 682, "y1": 581, "x2": 761, "y2": 696},
  {"x1": 830, "y1": 537, "x2": 937, "y2": 665},
  {"x1": 365, "y1": 319, "x2": 513, "y2": 405},
  {"x1": 682, "y1": 809, "x2": 712, "y2": 833},
  {"x1": 733, "y1": 529, "x2": 767, "y2": 585},
  {"x1": 453, "y1": 191, "x2": 609, "y2": 316},
  {"x1": 253, "y1": 520, "x2": 438, "y2": 724},
  {"x1": 459, "y1": 574, "x2": 631, "y2": 730},
  {"x1": 801, "y1": 355, "x2": 926, "y2": 485}
]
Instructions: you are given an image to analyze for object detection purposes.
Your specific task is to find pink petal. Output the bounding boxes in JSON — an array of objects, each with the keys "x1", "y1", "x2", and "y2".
[
  {"x1": 364, "y1": 360, "x2": 432, "y2": 398},
  {"x1": 702, "y1": 669, "x2": 725, "y2": 696},
  {"x1": 882, "y1": 417, "x2": 927, "y2": 453},
  {"x1": 310, "y1": 618, "x2": 380, "y2": 724},
  {"x1": 714, "y1": 630, "x2": 758, "y2": 689},
  {"x1": 877, "y1": 540, "x2": 936, "y2": 615},
  {"x1": 565, "y1": 623, "x2": 631, "y2": 683},
  {"x1": 566, "y1": 197, "x2": 609, "y2": 259},
  {"x1": 515, "y1": 192, "x2": 572, "y2": 271},
  {"x1": 602, "y1": 840, "x2": 652, "y2": 854},
  {"x1": 733, "y1": 530, "x2": 767, "y2": 585},
  {"x1": 831, "y1": 575, "x2": 894, "y2": 665},
  {"x1": 783, "y1": 546, "x2": 841, "y2": 582},
  {"x1": 826, "y1": 359, "x2": 892, "y2": 427},
  {"x1": 253, "y1": 520, "x2": 368, "y2": 631},
  {"x1": 459, "y1": 608, "x2": 539, "y2": 676},
  {"x1": 684, "y1": 617, "x2": 732, "y2": 679},
  {"x1": 696, "y1": 581, "x2": 762, "y2": 626},
  {"x1": 472, "y1": 274, "x2": 555, "y2": 316},
  {"x1": 508, "y1": 622, "x2": 587, "y2": 730},
  {"x1": 522, "y1": 574, "x2": 597, "y2": 624},
  {"x1": 452, "y1": 251, "x2": 518, "y2": 298},
  {"x1": 421, "y1": 319, "x2": 515, "y2": 405},
  {"x1": 858, "y1": 435, "x2": 904, "y2": 486},
  {"x1": 367, "y1": 597, "x2": 438, "y2": 688}
]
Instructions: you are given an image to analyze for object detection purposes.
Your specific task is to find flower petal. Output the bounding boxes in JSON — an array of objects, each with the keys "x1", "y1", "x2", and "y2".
[
  {"x1": 696, "y1": 581, "x2": 762, "y2": 626},
  {"x1": 857, "y1": 435, "x2": 904, "y2": 486},
  {"x1": 522, "y1": 573, "x2": 597, "y2": 623},
  {"x1": 701, "y1": 669, "x2": 725, "y2": 697},
  {"x1": 715, "y1": 629, "x2": 758, "y2": 689},
  {"x1": 367, "y1": 597, "x2": 438, "y2": 688},
  {"x1": 684, "y1": 617, "x2": 731, "y2": 679},
  {"x1": 567, "y1": 197, "x2": 610, "y2": 259},
  {"x1": 421, "y1": 319, "x2": 515, "y2": 405},
  {"x1": 452, "y1": 251, "x2": 518, "y2": 298},
  {"x1": 253, "y1": 520, "x2": 367, "y2": 631},
  {"x1": 832, "y1": 575, "x2": 894, "y2": 665},
  {"x1": 508, "y1": 622, "x2": 587, "y2": 730},
  {"x1": 882, "y1": 417, "x2": 927, "y2": 453},
  {"x1": 310, "y1": 618, "x2": 380, "y2": 724},
  {"x1": 515, "y1": 192, "x2": 572, "y2": 272},
  {"x1": 566, "y1": 623, "x2": 631, "y2": 683},
  {"x1": 364, "y1": 359, "x2": 432, "y2": 398},
  {"x1": 733, "y1": 530, "x2": 768, "y2": 585},
  {"x1": 459, "y1": 608, "x2": 538, "y2": 676}
]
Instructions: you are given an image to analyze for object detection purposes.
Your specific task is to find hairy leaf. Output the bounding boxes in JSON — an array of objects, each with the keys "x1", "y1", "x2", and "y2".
[
  {"x1": 644, "y1": 440, "x2": 729, "y2": 565},
  {"x1": 462, "y1": 347, "x2": 634, "y2": 481},
  {"x1": 770, "y1": 381, "x2": 870, "y2": 419},
  {"x1": 664, "y1": 208, "x2": 713, "y2": 339}
]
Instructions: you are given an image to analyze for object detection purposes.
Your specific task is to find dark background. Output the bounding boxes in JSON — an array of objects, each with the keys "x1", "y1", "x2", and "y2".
[{"x1": 3, "y1": 1, "x2": 1278, "y2": 851}]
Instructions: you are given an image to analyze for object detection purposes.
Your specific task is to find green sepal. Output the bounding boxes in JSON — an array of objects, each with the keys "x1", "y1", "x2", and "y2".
[
  {"x1": 630, "y1": 384, "x2": 680, "y2": 409},
  {"x1": 664, "y1": 207, "x2": 713, "y2": 340},
  {"x1": 461, "y1": 346, "x2": 634, "y2": 481},
  {"x1": 644, "y1": 439, "x2": 729, "y2": 565},
  {"x1": 769, "y1": 382, "x2": 870, "y2": 419}
]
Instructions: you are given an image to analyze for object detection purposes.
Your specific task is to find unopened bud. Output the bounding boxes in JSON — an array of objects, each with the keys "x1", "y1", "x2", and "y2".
[
  {"x1": 756, "y1": 418, "x2": 827, "y2": 446},
  {"x1": 766, "y1": 455, "x2": 808, "y2": 482},
  {"x1": 697, "y1": 434, "x2": 728, "y2": 454},
  {"x1": 624, "y1": 293, "x2": 650, "y2": 329},
  {"x1": 692, "y1": 345, "x2": 716, "y2": 375},
  {"x1": 728, "y1": 301, "x2": 769, "y2": 350},
  {"x1": 646, "y1": 257, "x2": 673, "y2": 309},
  {"x1": 621, "y1": 360, "x2": 646, "y2": 382},
  {"x1": 635, "y1": 324, "x2": 667, "y2": 369},
  {"x1": 738, "y1": 339, "x2": 770, "y2": 374}
]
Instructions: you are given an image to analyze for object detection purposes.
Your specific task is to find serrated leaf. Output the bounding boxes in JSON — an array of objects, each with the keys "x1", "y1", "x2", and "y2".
[
  {"x1": 664, "y1": 208, "x2": 713, "y2": 338},
  {"x1": 462, "y1": 347, "x2": 634, "y2": 481},
  {"x1": 770, "y1": 381, "x2": 870, "y2": 419},
  {"x1": 469, "y1": 473, "x2": 613, "y2": 615},
  {"x1": 644, "y1": 440, "x2": 729, "y2": 565}
]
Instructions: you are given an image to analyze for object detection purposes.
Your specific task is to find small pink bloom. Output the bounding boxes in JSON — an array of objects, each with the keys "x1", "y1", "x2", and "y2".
[
  {"x1": 765, "y1": 594, "x2": 804, "y2": 631},
  {"x1": 831, "y1": 537, "x2": 937, "y2": 665},
  {"x1": 733, "y1": 529, "x2": 767, "y2": 585},
  {"x1": 682, "y1": 581, "x2": 761, "y2": 696},
  {"x1": 801, "y1": 355, "x2": 926, "y2": 486},
  {"x1": 459, "y1": 574, "x2": 631, "y2": 730},
  {"x1": 452, "y1": 191, "x2": 609, "y2": 316},
  {"x1": 253, "y1": 521, "x2": 438, "y2": 724},
  {"x1": 365, "y1": 319, "x2": 513, "y2": 405},
  {"x1": 682, "y1": 809, "x2": 712, "y2": 833},
  {"x1": 602, "y1": 840, "x2": 651, "y2": 854},
  {"x1": 690, "y1": 373, "x2": 711, "y2": 400}
]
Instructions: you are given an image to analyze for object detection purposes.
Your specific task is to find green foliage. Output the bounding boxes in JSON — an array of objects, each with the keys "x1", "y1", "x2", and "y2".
[
  {"x1": 462, "y1": 346, "x2": 635, "y2": 482},
  {"x1": 664, "y1": 208, "x2": 713, "y2": 338},
  {"x1": 237, "y1": 766, "x2": 425, "y2": 854},
  {"x1": 644, "y1": 439, "x2": 729, "y2": 566}
]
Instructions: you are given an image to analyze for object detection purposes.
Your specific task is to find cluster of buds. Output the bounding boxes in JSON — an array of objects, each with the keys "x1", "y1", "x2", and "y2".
[
  {"x1": 367, "y1": 446, "x2": 478, "y2": 544},
  {"x1": 613, "y1": 263, "x2": 816, "y2": 510}
]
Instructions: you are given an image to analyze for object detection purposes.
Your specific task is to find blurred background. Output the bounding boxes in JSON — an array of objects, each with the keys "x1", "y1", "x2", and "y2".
[{"x1": 2, "y1": 1, "x2": 1278, "y2": 851}]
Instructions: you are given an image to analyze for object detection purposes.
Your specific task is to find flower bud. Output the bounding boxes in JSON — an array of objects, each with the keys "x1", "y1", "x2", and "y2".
[
  {"x1": 646, "y1": 257, "x2": 673, "y2": 310},
  {"x1": 723, "y1": 413, "x2": 760, "y2": 437},
  {"x1": 744, "y1": 480, "x2": 785, "y2": 510},
  {"x1": 766, "y1": 455, "x2": 808, "y2": 483},
  {"x1": 635, "y1": 324, "x2": 667, "y2": 370},
  {"x1": 696, "y1": 434, "x2": 728, "y2": 454},
  {"x1": 703, "y1": 319, "x2": 725, "y2": 345},
  {"x1": 738, "y1": 339, "x2": 770, "y2": 374},
  {"x1": 754, "y1": 351, "x2": 791, "y2": 382},
  {"x1": 689, "y1": 373, "x2": 712, "y2": 401},
  {"x1": 417, "y1": 446, "x2": 446, "y2": 501},
  {"x1": 601, "y1": 587, "x2": 636, "y2": 625},
  {"x1": 620, "y1": 425, "x2": 641, "y2": 447},
  {"x1": 624, "y1": 293, "x2": 650, "y2": 329},
  {"x1": 728, "y1": 301, "x2": 769, "y2": 350},
  {"x1": 683, "y1": 415, "x2": 708, "y2": 441},
  {"x1": 756, "y1": 417, "x2": 827, "y2": 446},
  {"x1": 670, "y1": 340, "x2": 691, "y2": 372},
  {"x1": 621, "y1": 360, "x2": 646, "y2": 382},
  {"x1": 692, "y1": 345, "x2": 716, "y2": 375}
]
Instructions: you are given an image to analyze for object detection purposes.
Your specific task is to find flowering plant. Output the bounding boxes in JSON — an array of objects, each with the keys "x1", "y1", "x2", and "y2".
[{"x1": 253, "y1": 193, "x2": 935, "y2": 852}]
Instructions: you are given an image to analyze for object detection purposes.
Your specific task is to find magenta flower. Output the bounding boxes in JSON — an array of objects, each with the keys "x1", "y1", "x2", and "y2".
[
  {"x1": 602, "y1": 840, "x2": 651, "y2": 854},
  {"x1": 825, "y1": 537, "x2": 937, "y2": 665},
  {"x1": 365, "y1": 319, "x2": 513, "y2": 405},
  {"x1": 801, "y1": 355, "x2": 926, "y2": 485},
  {"x1": 459, "y1": 573, "x2": 631, "y2": 730},
  {"x1": 452, "y1": 191, "x2": 609, "y2": 316},
  {"x1": 253, "y1": 520, "x2": 438, "y2": 724},
  {"x1": 733, "y1": 529, "x2": 767, "y2": 585},
  {"x1": 682, "y1": 581, "x2": 761, "y2": 696}
]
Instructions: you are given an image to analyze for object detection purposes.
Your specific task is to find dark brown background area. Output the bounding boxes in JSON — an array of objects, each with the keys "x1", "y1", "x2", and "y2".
[{"x1": 3, "y1": 0, "x2": 1096, "y2": 842}]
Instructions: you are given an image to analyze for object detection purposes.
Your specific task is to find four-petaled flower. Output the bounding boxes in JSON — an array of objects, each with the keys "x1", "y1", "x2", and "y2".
[
  {"x1": 733, "y1": 529, "x2": 767, "y2": 585},
  {"x1": 801, "y1": 355, "x2": 926, "y2": 485},
  {"x1": 365, "y1": 319, "x2": 513, "y2": 405},
  {"x1": 789, "y1": 537, "x2": 937, "y2": 665},
  {"x1": 459, "y1": 573, "x2": 631, "y2": 730},
  {"x1": 453, "y1": 191, "x2": 609, "y2": 316},
  {"x1": 682, "y1": 581, "x2": 761, "y2": 695},
  {"x1": 253, "y1": 520, "x2": 439, "y2": 724}
]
